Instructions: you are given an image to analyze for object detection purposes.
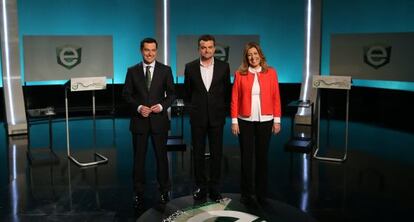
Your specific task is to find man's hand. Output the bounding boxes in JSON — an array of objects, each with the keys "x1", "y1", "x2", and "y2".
[
  {"x1": 150, "y1": 104, "x2": 162, "y2": 113},
  {"x1": 139, "y1": 105, "x2": 152, "y2": 117}
]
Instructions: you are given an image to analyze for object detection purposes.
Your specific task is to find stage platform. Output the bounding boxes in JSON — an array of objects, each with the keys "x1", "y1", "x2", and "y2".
[{"x1": 1, "y1": 116, "x2": 414, "y2": 221}]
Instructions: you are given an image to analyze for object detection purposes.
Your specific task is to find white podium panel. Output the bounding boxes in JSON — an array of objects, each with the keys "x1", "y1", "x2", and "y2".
[
  {"x1": 70, "y1": 77, "x2": 107, "y2": 91},
  {"x1": 313, "y1": 75, "x2": 351, "y2": 90}
]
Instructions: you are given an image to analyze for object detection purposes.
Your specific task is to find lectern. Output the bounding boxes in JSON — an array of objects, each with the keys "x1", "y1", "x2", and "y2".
[
  {"x1": 167, "y1": 99, "x2": 187, "y2": 151},
  {"x1": 65, "y1": 77, "x2": 109, "y2": 167},
  {"x1": 312, "y1": 75, "x2": 351, "y2": 162}
]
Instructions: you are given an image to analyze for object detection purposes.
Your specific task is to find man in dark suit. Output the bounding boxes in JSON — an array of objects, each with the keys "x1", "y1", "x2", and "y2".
[
  {"x1": 123, "y1": 38, "x2": 175, "y2": 208},
  {"x1": 184, "y1": 34, "x2": 231, "y2": 202}
]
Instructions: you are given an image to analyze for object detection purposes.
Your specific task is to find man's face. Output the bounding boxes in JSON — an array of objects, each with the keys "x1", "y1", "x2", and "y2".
[
  {"x1": 198, "y1": 40, "x2": 215, "y2": 61},
  {"x1": 141, "y1": 42, "x2": 157, "y2": 64}
]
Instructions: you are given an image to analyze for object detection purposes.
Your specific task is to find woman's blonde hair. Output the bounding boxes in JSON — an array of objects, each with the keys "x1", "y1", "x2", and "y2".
[{"x1": 237, "y1": 42, "x2": 269, "y2": 75}]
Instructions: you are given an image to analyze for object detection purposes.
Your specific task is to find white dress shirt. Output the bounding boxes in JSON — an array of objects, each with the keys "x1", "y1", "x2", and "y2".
[
  {"x1": 143, "y1": 61, "x2": 155, "y2": 80},
  {"x1": 200, "y1": 59, "x2": 214, "y2": 91},
  {"x1": 138, "y1": 61, "x2": 163, "y2": 113}
]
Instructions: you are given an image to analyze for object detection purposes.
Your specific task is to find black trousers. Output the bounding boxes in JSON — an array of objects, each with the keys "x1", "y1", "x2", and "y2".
[
  {"x1": 132, "y1": 132, "x2": 170, "y2": 194},
  {"x1": 191, "y1": 125, "x2": 223, "y2": 192},
  {"x1": 238, "y1": 119, "x2": 273, "y2": 198}
]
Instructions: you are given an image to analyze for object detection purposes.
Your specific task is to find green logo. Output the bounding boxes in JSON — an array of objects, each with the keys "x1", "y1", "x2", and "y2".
[
  {"x1": 56, "y1": 45, "x2": 82, "y2": 69},
  {"x1": 163, "y1": 198, "x2": 265, "y2": 222},
  {"x1": 363, "y1": 45, "x2": 391, "y2": 69},
  {"x1": 214, "y1": 43, "x2": 230, "y2": 62}
]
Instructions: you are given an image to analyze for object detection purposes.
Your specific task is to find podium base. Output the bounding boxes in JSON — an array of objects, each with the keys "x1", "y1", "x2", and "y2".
[
  {"x1": 68, "y1": 152, "x2": 108, "y2": 167},
  {"x1": 285, "y1": 138, "x2": 313, "y2": 153}
]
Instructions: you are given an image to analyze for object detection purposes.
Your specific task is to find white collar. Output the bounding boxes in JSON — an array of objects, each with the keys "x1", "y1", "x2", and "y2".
[
  {"x1": 248, "y1": 66, "x2": 262, "y2": 73},
  {"x1": 200, "y1": 58, "x2": 215, "y2": 67},
  {"x1": 143, "y1": 61, "x2": 156, "y2": 68}
]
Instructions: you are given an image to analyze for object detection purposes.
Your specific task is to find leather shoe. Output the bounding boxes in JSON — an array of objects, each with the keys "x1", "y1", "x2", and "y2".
[
  {"x1": 160, "y1": 192, "x2": 170, "y2": 204},
  {"x1": 193, "y1": 188, "x2": 207, "y2": 200},
  {"x1": 209, "y1": 191, "x2": 223, "y2": 202},
  {"x1": 133, "y1": 194, "x2": 144, "y2": 209}
]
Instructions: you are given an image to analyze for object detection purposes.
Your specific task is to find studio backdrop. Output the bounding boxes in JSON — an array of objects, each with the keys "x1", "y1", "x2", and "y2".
[{"x1": 23, "y1": 35, "x2": 114, "y2": 82}]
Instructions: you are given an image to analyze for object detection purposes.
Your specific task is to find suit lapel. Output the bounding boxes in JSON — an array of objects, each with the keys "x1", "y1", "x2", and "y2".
[
  {"x1": 137, "y1": 63, "x2": 148, "y2": 93},
  {"x1": 193, "y1": 61, "x2": 208, "y2": 93},
  {"x1": 149, "y1": 62, "x2": 159, "y2": 92},
  {"x1": 210, "y1": 58, "x2": 220, "y2": 90}
]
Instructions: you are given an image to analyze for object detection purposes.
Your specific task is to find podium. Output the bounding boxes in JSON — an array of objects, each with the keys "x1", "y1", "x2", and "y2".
[
  {"x1": 65, "y1": 77, "x2": 109, "y2": 167},
  {"x1": 284, "y1": 100, "x2": 314, "y2": 153},
  {"x1": 312, "y1": 75, "x2": 351, "y2": 162},
  {"x1": 167, "y1": 99, "x2": 187, "y2": 151},
  {"x1": 26, "y1": 107, "x2": 59, "y2": 165}
]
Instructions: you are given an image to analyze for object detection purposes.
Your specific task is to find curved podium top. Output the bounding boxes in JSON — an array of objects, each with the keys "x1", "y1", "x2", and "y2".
[
  {"x1": 65, "y1": 77, "x2": 107, "y2": 92},
  {"x1": 312, "y1": 75, "x2": 352, "y2": 90}
]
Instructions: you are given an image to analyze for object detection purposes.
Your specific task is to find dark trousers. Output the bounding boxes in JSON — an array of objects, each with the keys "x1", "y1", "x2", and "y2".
[
  {"x1": 132, "y1": 132, "x2": 170, "y2": 194},
  {"x1": 191, "y1": 125, "x2": 223, "y2": 192},
  {"x1": 238, "y1": 119, "x2": 273, "y2": 198}
]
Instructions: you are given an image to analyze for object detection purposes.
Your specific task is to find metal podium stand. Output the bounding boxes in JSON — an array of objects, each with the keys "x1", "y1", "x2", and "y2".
[
  {"x1": 65, "y1": 77, "x2": 109, "y2": 167},
  {"x1": 312, "y1": 75, "x2": 352, "y2": 162}
]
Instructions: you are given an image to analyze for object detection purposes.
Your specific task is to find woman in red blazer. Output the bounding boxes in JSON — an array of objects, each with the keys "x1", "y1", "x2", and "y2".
[{"x1": 231, "y1": 42, "x2": 281, "y2": 205}]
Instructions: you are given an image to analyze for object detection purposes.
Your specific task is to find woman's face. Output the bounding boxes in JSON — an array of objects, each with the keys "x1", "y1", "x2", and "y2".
[{"x1": 247, "y1": 47, "x2": 261, "y2": 68}]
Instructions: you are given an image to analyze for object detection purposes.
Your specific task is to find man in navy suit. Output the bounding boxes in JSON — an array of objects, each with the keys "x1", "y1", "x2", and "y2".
[
  {"x1": 123, "y1": 38, "x2": 175, "y2": 208},
  {"x1": 184, "y1": 34, "x2": 231, "y2": 202}
]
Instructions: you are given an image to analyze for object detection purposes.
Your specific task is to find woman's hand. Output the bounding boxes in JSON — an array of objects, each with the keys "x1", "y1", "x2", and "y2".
[
  {"x1": 272, "y1": 123, "x2": 281, "y2": 134},
  {"x1": 231, "y1": 123, "x2": 240, "y2": 135}
]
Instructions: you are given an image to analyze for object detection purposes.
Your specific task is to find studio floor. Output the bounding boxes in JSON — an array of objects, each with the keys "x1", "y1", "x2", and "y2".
[{"x1": 0, "y1": 115, "x2": 413, "y2": 221}]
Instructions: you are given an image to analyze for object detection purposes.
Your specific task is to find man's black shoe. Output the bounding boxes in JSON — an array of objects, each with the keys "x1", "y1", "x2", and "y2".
[
  {"x1": 209, "y1": 191, "x2": 223, "y2": 202},
  {"x1": 133, "y1": 194, "x2": 144, "y2": 209},
  {"x1": 193, "y1": 188, "x2": 207, "y2": 200},
  {"x1": 160, "y1": 192, "x2": 170, "y2": 204}
]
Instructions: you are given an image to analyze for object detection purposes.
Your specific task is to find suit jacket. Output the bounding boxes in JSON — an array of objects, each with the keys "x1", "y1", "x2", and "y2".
[
  {"x1": 184, "y1": 58, "x2": 231, "y2": 127},
  {"x1": 123, "y1": 61, "x2": 176, "y2": 133},
  {"x1": 231, "y1": 67, "x2": 281, "y2": 118}
]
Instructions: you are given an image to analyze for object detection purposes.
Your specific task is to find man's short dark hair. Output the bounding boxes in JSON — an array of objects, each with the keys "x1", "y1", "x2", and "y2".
[
  {"x1": 140, "y1": 38, "x2": 158, "y2": 50},
  {"x1": 198, "y1": 34, "x2": 216, "y2": 47}
]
